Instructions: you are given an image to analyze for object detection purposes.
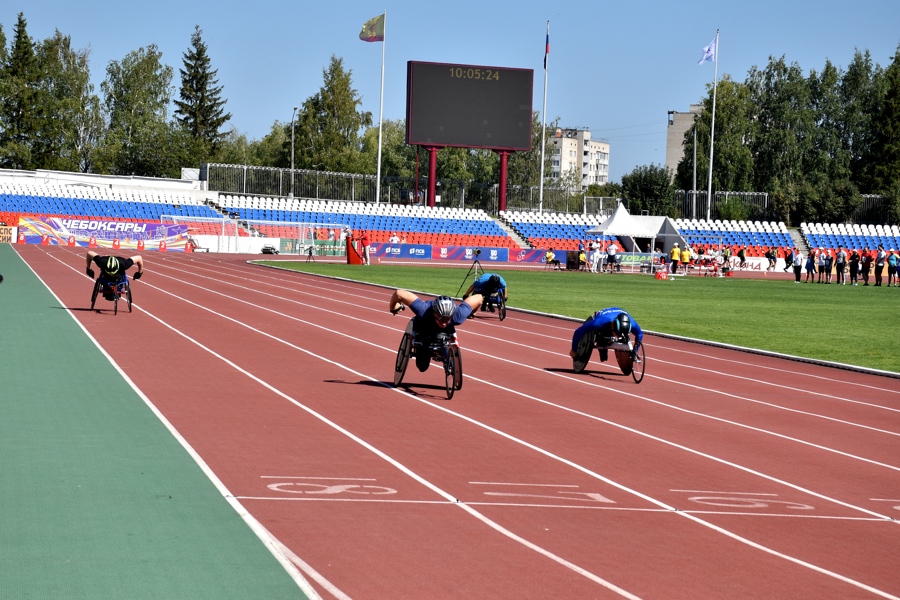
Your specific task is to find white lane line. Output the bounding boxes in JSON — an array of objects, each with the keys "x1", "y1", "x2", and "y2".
[{"x1": 140, "y1": 277, "x2": 896, "y2": 600}]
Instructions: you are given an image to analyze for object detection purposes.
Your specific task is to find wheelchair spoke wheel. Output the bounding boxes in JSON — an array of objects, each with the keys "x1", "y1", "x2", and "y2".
[
  {"x1": 126, "y1": 282, "x2": 133, "y2": 313},
  {"x1": 394, "y1": 332, "x2": 412, "y2": 386},
  {"x1": 497, "y1": 296, "x2": 507, "y2": 321},
  {"x1": 443, "y1": 349, "x2": 455, "y2": 400},
  {"x1": 572, "y1": 331, "x2": 595, "y2": 374},
  {"x1": 113, "y1": 289, "x2": 119, "y2": 315},
  {"x1": 631, "y1": 342, "x2": 646, "y2": 384},
  {"x1": 451, "y1": 345, "x2": 463, "y2": 390},
  {"x1": 90, "y1": 279, "x2": 100, "y2": 311}
]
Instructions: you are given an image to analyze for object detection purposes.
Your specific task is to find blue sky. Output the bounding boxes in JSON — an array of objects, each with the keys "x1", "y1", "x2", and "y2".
[{"x1": 7, "y1": 0, "x2": 900, "y2": 183}]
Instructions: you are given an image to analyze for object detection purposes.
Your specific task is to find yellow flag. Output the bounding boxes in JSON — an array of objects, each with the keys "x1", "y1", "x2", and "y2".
[{"x1": 359, "y1": 14, "x2": 384, "y2": 42}]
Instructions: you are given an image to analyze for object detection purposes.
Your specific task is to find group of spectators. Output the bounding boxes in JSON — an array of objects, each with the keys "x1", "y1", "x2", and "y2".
[
  {"x1": 795, "y1": 245, "x2": 898, "y2": 286},
  {"x1": 573, "y1": 239, "x2": 620, "y2": 273}
]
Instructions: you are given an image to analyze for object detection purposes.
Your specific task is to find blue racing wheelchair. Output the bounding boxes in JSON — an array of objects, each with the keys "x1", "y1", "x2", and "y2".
[
  {"x1": 478, "y1": 290, "x2": 507, "y2": 321},
  {"x1": 90, "y1": 272, "x2": 133, "y2": 314},
  {"x1": 572, "y1": 323, "x2": 646, "y2": 383},
  {"x1": 394, "y1": 319, "x2": 463, "y2": 399}
]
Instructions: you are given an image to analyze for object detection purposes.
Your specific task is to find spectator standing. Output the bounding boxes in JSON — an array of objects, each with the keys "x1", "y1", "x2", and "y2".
[
  {"x1": 791, "y1": 248, "x2": 803, "y2": 283},
  {"x1": 670, "y1": 243, "x2": 681, "y2": 274},
  {"x1": 737, "y1": 246, "x2": 747, "y2": 269},
  {"x1": 681, "y1": 245, "x2": 692, "y2": 275},
  {"x1": 849, "y1": 249, "x2": 861, "y2": 286},
  {"x1": 874, "y1": 245, "x2": 886, "y2": 286},
  {"x1": 835, "y1": 246, "x2": 848, "y2": 285},
  {"x1": 388, "y1": 232, "x2": 400, "y2": 244},
  {"x1": 887, "y1": 249, "x2": 898, "y2": 287},
  {"x1": 589, "y1": 238, "x2": 600, "y2": 272},
  {"x1": 816, "y1": 248, "x2": 827, "y2": 283},
  {"x1": 861, "y1": 248, "x2": 872, "y2": 286},
  {"x1": 804, "y1": 251, "x2": 816, "y2": 283},
  {"x1": 606, "y1": 240, "x2": 618, "y2": 273},
  {"x1": 360, "y1": 230, "x2": 371, "y2": 265},
  {"x1": 824, "y1": 251, "x2": 834, "y2": 284}
]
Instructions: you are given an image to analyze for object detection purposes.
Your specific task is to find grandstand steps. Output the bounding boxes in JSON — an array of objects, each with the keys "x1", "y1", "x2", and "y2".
[
  {"x1": 787, "y1": 228, "x2": 808, "y2": 252},
  {"x1": 494, "y1": 219, "x2": 528, "y2": 248}
]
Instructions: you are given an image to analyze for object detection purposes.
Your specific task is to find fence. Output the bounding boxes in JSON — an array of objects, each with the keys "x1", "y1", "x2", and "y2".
[{"x1": 161, "y1": 215, "x2": 344, "y2": 255}]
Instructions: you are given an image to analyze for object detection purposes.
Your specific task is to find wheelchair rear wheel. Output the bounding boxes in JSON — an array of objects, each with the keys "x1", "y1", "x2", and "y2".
[
  {"x1": 394, "y1": 321, "x2": 414, "y2": 386},
  {"x1": 572, "y1": 330, "x2": 595, "y2": 374}
]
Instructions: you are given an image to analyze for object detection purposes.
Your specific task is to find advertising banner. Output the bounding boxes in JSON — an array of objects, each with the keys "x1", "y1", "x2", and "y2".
[
  {"x1": 371, "y1": 243, "x2": 432, "y2": 260},
  {"x1": 16, "y1": 217, "x2": 189, "y2": 251},
  {"x1": 434, "y1": 246, "x2": 510, "y2": 262}
]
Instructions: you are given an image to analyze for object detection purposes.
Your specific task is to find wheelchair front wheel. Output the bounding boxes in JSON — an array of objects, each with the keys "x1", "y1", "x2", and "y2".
[
  {"x1": 443, "y1": 348, "x2": 456, "y2": 400},
  {"x1": 90, "y1": 279, "x2": 101, "y2": 311},
  {"x1": 572, "y1": 331, "x2": 595, "y2": 374},
  {"x1": 450, "y1": 345, "x2": 463, "y2": 390},
  {"x1": 126, "y1": 281, "x2": 133, "y2": 313},
  {"x1": 631, "y1": 342, "x2": 646, "y2": 384},
  {"x1": 497, "y1": 295, "x2": 507, "y2": 321},
  {"x1": 394, "y1": 332, "x2": 412, "y2": 386}
]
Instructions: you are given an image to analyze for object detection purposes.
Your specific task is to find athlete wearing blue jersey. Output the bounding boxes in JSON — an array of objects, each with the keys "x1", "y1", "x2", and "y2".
[
  {"x1": 569, "y1": 307, "x2": 643, "y2": 361},
  {"x1": 389, "y1": 290, "x2": 482, "y2": 371}
]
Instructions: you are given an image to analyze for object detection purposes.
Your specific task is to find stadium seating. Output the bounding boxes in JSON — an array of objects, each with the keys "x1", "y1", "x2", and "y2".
[
  {"x1": 500, "y1": 210, "x2": 614, "y2": 251},
  {"x1": 800, "y1": 222, "x2": 900, "y2": 252}
]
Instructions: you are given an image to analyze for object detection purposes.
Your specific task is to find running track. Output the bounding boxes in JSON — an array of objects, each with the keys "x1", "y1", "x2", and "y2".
[{"x1": 17, "y1": 244, "x2": 900, "y2": 600}]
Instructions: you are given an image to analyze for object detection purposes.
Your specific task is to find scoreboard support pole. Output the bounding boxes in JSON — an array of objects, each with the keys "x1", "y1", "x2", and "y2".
[
  {"x1": 496, "y1": 150, "x2": 509, "y2": 213},
  {"x1": 426, "y1": 146, "x2": 440, "y2": 208}
]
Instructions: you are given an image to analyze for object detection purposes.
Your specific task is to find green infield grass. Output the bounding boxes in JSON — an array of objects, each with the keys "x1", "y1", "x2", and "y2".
[{"x1": 260, "y1": 261, "x2": 900, "y2": 375}]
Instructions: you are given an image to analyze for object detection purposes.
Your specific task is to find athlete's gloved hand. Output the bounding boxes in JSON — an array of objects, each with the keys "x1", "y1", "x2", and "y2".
[
  {"x1": 133, "y1": 271, "x2": 142, "y2": 280},
  {"x1": 86, "y1": 268, "x2": 95, "y2": 279},
  {"x1": 390, "y1": 304, "x2": 405, "y2": 315}
]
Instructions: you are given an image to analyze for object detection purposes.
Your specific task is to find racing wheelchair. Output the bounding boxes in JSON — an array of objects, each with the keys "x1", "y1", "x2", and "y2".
[
  {"x1": 90, "y1": 273, "x2": 133, "y2": 314},
  {"x1": 394, "y1": 319, "x2": 463, "y2": 399},
  {"x1": 477, "y1": 290, "x2": 507, "y2": 321},
  {"x1": 571, "y1": 323, "x2": 646, "y2": 384}
]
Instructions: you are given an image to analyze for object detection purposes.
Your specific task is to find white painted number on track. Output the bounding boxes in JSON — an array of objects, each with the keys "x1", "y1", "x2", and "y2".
[
  {"x1": 471, "y1": 482, "x2": 615, "y2": 504},
  {"x1": 672, "y1": 490, "x2": 814, "y2": 510},
  {"x1": 267, "y1": 482, "x2": 398, "y2": 495}
]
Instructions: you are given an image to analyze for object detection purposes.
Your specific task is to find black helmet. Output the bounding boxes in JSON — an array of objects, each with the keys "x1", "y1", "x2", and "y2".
[
  {"x1": 487, "y1": 274, "x2": 501, "y2": 294},
  {"x1": 613, "y1": 313, "x2": 631, "y2": 336},
  {"x1": 433, "y1": 296, "x2": 455, "y2": 320}
]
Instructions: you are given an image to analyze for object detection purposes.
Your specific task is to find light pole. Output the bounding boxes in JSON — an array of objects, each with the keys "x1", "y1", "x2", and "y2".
[{"x1": 290, "y1": 106, "x2": 298, "y2": 198}]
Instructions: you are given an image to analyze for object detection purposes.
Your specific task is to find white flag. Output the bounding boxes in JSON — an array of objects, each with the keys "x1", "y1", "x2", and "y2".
[{"x1": 698, "y1": 35, "x2": 717, "y2": 65}]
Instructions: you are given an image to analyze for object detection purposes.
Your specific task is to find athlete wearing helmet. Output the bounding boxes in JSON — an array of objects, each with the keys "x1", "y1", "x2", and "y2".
[
  {"x1": 463, "y1": 272, "x2": 507, "y2": 304},
  {"x1": 568, "y1": 306, "x2": 643, "y2": 362},
  {"x1": 388, "y1": 289, "x2": 483, "y2": 372},
  {"x1": 86, "y1": 251, "x2": 144, "y2": 281}
]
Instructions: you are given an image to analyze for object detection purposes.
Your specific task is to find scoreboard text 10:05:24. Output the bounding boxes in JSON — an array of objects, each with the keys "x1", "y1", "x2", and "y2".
[{"x1": 448, "y1": 67, "x2": 501, "y2": 80}]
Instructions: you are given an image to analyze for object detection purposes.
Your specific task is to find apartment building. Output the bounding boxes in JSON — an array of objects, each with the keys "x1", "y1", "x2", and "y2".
[
  {"x1": 548, "y1": 128, "x2": 610, "y2": 188},
  {"x1": 665, "y1": 104, "x2": 703, "y2": 176}
]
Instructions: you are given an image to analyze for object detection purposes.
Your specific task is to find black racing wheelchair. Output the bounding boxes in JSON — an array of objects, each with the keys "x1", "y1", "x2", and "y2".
[
  {"x1": 394, "y1": 319, "x2": 463, "y2": 399},
  {"x1": 571, "y1": 323, "x2": 646, "y2": 384},
  {"x1": 90, "y1": 273, "x2": 133, "y2": 314}
]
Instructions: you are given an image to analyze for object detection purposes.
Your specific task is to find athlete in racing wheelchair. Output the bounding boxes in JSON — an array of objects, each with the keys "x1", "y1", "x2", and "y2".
[
  {"x1": 569, "y1": 307, "x2": 646, "y2": 383},
  {"x1": 389, "y1": 290, "x2": 482, "y2": 399},
  {"x1": 86, "y1": 251, "x2": 144, "y2": 314},
  {"x1": 463, "y1": 273, "x2": 508, "y2": 320}
]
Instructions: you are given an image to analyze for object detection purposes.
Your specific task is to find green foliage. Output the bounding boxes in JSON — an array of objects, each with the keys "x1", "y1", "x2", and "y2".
[
  {"x1": 870, "y1": 43, "x2": 900, "y2": 193},
  {"x1": 260, "y1": 262, "x2": 900, "y2": 373},
  {"x1": 294, "y1": 55, "x2": 372, "y2": 173},
  {"x1": 0, "y1": 13, "x2": 38, "y2": 169},
  {"x1": 174, "y1": 26, "x2": 231, "y2": 159},
  {"x1": 621, "y1": 163, "x2": 674, "y2": 216}
]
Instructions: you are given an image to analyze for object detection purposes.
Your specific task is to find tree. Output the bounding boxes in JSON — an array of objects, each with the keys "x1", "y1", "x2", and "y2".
[
  {"x1": 0, "y1": 13, "x2": 38, "y2": 169},
  {"x1": 32, "y1": 31, "x2": 103, "y2": 172},
  {"x1": 294, "y1": 55, "x2": 372, "y2": 173},
  {"x1": 621, "y1": 164, "x2": 675, "y2": 216},
  {"x1": 841, "y1": 50, "x2": 882, "y2": 191},
  {"x1": 676, "y1": 76, "x2": 754, "y2": 194},
  {"x1": 100, "y1": 45, "x2": 182, "y2": 177},
  {"x1": 174, "y1": 26, "x2": 231, "y2": 158},
  {"x1": 507, "y1": 111, "x2": 558, "y2": 189},
  {"x1": 870, "y1": 43, "x2": 900, "y2": 193}
]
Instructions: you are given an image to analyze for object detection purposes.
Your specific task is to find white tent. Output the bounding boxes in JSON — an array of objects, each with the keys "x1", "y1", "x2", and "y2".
[{"x1": 586, "y1": 202, "x2": 657, "y2": 239}]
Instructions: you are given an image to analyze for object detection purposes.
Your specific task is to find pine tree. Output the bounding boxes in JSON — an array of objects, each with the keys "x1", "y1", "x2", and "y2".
[
  {"x1": 174, "y1": 26, "x2": 230, "y2": 154},
  {"x1": 0, "y1": 13, "x2": 39, "y2": 169}
]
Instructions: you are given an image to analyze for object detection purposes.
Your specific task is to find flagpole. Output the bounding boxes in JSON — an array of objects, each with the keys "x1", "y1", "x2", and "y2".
[
  {"x1": 706, "y1": 29, "x2": 719, "y2": 222},
  {"x1": 538, "y1": 21, "x2": 549, "y2": 214},
  {"x1": 375, "y1": 11, "x2": 386, "y2": 204}
]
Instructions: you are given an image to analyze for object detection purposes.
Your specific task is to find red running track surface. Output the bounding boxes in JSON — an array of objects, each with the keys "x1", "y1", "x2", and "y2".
[{"x1": 19, "y1": 245, "x2": 900, "y2": 600}]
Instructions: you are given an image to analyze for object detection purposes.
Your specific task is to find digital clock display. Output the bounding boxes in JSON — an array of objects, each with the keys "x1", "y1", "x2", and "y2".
[{"x1": 406, "y1": 61, "x2": 533, "y2": 150}]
